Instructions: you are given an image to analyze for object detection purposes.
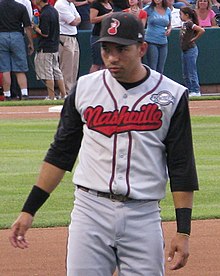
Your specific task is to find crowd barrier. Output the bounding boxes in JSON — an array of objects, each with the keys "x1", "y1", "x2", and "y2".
[{"x1": 27, "y1": 28, "x2": 220, "y2": 92}]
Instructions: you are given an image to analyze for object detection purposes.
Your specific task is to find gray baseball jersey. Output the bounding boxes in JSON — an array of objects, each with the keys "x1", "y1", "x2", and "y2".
[{"x1": 45, "y1": 66, "x2": 198, "y2": 200}]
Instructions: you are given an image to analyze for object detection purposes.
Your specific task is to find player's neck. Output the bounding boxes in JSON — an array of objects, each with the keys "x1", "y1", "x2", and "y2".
[
  {"x1": 131, "y1": 65, "x2": 148, "y2": 83},
  {"x1": 118, "y1": 66, "x2": 149, "y2": 89}
]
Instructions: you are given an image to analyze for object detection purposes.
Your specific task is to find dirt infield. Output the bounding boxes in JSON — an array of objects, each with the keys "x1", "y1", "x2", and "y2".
[
  {"x1": 0, "y1": 100, "x2": 220, "y2": 120},
  {"x1": 1, "y1": 100, "x2": 220, "y2": 276}
]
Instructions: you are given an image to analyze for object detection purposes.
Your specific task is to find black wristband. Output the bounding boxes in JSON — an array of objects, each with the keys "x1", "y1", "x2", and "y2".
[
  {"x1": 175, "y1": 208, "x2": 192, "y2": 236},
  {"x1": 22, "y1": 185, "x2": 50, "y2": 216}
]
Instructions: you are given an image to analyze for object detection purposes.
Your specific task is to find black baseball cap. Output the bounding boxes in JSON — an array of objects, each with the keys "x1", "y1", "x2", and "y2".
[{"x1": 97, "y1": 12, "x2": 144, "y2": 46}]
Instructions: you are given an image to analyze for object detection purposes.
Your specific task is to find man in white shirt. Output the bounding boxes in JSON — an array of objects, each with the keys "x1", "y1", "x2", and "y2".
[
  {"x1": 16, "y1": 0, "x2": 33, "y2": 21},
  {"x1": 167, "y1": 0, "x2": 182, "y2": 28},
  {"x1": 55, "y1": 0, "x2": 81, "y2": 94}
]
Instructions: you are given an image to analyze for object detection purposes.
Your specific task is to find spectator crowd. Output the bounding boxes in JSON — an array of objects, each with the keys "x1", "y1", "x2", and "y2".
[{"x1": 0, "y1": 0, "x2": 219, "y2": 100}]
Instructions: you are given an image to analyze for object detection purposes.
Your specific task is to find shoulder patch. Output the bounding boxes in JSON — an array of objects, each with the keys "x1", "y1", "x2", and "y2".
[{"x1": 150, "y1": 90, "x2": 175, "y2": 106}]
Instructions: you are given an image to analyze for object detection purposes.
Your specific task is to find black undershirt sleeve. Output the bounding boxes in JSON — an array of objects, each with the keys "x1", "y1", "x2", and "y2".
[
  {"x1": 164, "y1": 91, "x2": 199, "y2": 192},
  {"x1": 44, "y1": 86, "x2": 84, "y2": 171}
]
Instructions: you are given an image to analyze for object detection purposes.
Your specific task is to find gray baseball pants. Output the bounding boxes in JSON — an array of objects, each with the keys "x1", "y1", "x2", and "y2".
[{"x1": 67, "y1": 188, "x2": 165, "y2": 276}]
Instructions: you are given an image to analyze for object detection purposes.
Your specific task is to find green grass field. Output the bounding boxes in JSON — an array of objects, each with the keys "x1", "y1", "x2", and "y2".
[{"x1": 0, "y1": 116, "x2": 220, "y2": 229}]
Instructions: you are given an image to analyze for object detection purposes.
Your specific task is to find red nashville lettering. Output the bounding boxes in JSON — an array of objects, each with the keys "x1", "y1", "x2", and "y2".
[{"x1": 84, "y1": 104, "x2": 162, "y2": 137}]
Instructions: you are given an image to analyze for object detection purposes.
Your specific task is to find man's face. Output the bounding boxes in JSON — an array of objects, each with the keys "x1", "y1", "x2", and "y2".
[{"x1": 101, "y1": 42, "x2": 147, "y2": 82}]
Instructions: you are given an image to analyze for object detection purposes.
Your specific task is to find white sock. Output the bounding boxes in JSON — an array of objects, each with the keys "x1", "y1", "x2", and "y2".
[
  {"x1": 21, "y1": 88, "x2": 28, "y2": 96},
  {"x1": 3, "y1": 91, "x2": 11, "y2": 97}
]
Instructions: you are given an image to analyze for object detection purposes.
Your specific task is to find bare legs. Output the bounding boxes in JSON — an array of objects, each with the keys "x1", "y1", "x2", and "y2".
[
  {"x1": 45, "y1": 79, "x2": 66, "y2": 100},
  {"x1": 3, "y1": 72, "x2": 28, "y2": 99},
  {"x1": 56, "y1": 79, "x2": 66, "y2": 98},
  {"x1": 16, "y1": 72, "x2": 28, "y2": 90},
  {"x1": 2, "y1": 72, "x2": 11, "y2": 92}
]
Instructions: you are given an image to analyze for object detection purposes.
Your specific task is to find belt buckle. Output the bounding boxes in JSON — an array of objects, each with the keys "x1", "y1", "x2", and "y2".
[
  {"x1": 109, "y1": 194, "x2": 117, "y2": 202},
  {"x1": 109, "y1": 194, "x2": 128, "y2": 202}
]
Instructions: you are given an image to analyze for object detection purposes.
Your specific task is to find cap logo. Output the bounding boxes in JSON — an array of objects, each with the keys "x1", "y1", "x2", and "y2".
[{"x1": 107, "y1": 18, "x2": 120, "y2": 36}]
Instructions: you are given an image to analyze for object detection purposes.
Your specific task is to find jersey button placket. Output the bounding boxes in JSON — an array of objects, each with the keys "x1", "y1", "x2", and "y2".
[{"x1": 122, "y1": 93, "x2": 127, "y2": 105}]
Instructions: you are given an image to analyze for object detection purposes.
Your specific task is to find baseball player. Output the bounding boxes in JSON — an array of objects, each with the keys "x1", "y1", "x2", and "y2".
[{"x1": 9, "y1": 12, "x2": 198, "y2": 276}]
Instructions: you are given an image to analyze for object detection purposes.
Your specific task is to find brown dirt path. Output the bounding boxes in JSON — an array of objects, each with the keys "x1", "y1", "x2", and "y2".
[
  {"x1": 0, "y1": 105, "x2": 60, "y2": 120},
  {"x1": 0, "y1": 100, "x2": 220, "y2": 120},
  {"x1": 189, "y1": 100, "x2": 220, "y2": 116}
]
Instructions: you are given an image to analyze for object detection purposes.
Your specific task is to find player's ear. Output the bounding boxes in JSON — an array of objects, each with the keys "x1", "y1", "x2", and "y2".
[{"x1": 139, "y1": 42, "x2": 148, "y2": 58}]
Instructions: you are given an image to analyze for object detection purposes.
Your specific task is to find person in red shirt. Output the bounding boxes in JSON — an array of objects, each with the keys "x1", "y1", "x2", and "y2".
[
  {"x1": 32, "y1": 0, "x2": 56, "y2": 9},
  {"x1": 48, "y1": 0, "x2": 56, "y2": 5},
  {"x1": 123, "y1": 0, "x2": 147, "y2": 27}
]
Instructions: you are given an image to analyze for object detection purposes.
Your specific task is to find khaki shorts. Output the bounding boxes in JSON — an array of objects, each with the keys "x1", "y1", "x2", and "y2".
[{"x1": 34, "y1": 51, "x2": 63, "y2": 80}]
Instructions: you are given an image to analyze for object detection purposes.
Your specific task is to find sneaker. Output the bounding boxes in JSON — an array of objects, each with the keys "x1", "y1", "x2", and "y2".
[
  {"x1": 21, "y1": 95, "x2": 29, "y2": 100},
  {"x1": 189, "y1": 92, "x2": 201, "y2": 97},
  {"x1": 61, "y1": 94, "x2": 68, "y2": 99},
  {"x1": 44, "y1": 96, "x2": 57, "y2": 100},
  {"x1": 44, "y1": 96, "x2": 52, "y2": 100}
]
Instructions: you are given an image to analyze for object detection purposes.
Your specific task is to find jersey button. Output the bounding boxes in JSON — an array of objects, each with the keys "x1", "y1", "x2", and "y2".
[{"x1": 123, "y1": 94, "x2": 127, "y2": 99}]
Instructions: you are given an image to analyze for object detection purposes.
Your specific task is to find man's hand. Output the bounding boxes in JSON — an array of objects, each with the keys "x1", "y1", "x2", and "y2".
[
  {"x1": 28, "y1": 43, "x2": 34, "y2": 56},
  {"x1": 165, "y1": 27, "x2": 172, "y2": 37},
  {"x1": 9, "y1": 212, "x2": 34, "y2": 249},
  {"x1": 167, "y1": 233, "x2": 190, "y2": 270},
  {"x1": 25, "y1": 26, "x2": 34, "y2": 55}
]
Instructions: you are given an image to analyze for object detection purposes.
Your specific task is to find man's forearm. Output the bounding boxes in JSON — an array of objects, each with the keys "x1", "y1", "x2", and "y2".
[
  {"x1": 25, "y1": 27, "x2": 34, "y2": 48},
  {"x1": 21, "y1": 162, "x2": 66, "y2": 216},
  {"x1": 35, "y1": 161, "x2": 66, "y2": 193},
  {"x1": 172, "y1": 191, "x2": 194, "y2": 209},
  {"x1": 69, "y1": 16, "x2": 81, "y2": 26}
]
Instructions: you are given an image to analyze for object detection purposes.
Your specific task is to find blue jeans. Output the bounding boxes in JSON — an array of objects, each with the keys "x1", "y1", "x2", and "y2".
[
  {"x1": 0, "y1": 32, "x2": 28, "y2": 72},
  {"x1": 181, "y1": 46, "x2": 200, "y2": 93},
  {"x1": 145, "y1": 43, "x2": 168, "y2": 74}
]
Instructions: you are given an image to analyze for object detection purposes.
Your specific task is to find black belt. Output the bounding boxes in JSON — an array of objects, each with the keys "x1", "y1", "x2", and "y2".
[
  {"x1": 77, "y1": 185, "x2": 133, "y2": 202},
  {"x1": 60, "y1": 34, "x2": 77, "y2": 37},
  {"x1": 37, "y1": 49, "x2": 47, "y2": 53},
  {"x1": 37, "y1": 49, "x2": 55, "y2": 53}
]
